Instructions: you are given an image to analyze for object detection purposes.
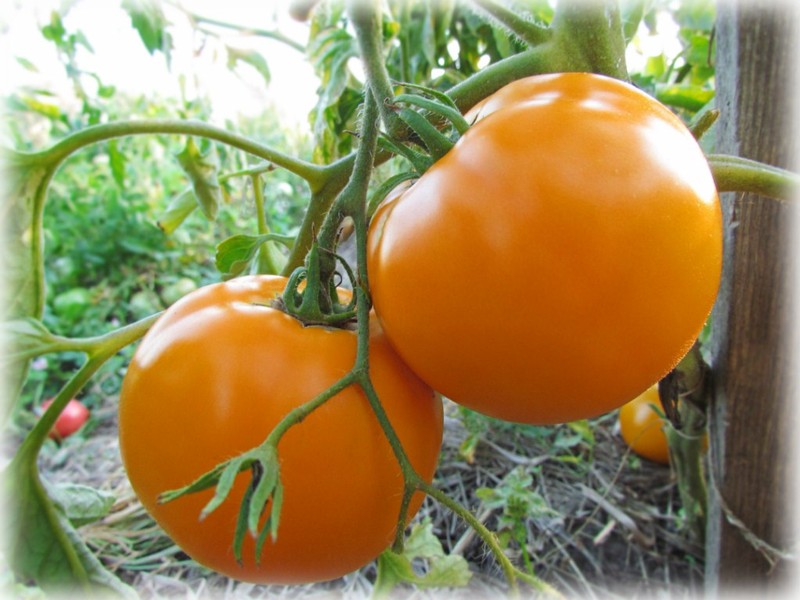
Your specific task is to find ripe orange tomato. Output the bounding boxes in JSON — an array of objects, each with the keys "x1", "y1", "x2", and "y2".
[
  {"x1": 368, "y1": 72, "x2": 722, "y2": 425},
  {"x1": 618, "y1": 385, "x2": 670, "y2": 465},
  {"x1": 119, "y1": 275, "x2": 443, "y2": 584}
]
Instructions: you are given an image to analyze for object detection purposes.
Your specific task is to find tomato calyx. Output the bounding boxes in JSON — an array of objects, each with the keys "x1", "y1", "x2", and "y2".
[
  {"x1": 379, "y1": 83, "x2": 469, "y2": 174},
  {"x1": 279, "y1": 241, "x2": 358, "y2": 328},
  {"x1": 158, "y1": 433, "x2": 285, "y2": 565}
]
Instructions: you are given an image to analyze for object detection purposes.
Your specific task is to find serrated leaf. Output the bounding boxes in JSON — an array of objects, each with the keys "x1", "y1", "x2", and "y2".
[
  {"x1": 176, "y1": 138, "x2": 221, "y2": 221},
  {"x1": 157, "y1": 188, "x2": 197, "y2": 234},
  {"x1": 216, "y1": 234, "x2": 263, "y2": 278},
  {"x1": 374, "y1": 520, "x2": 471, "y2": 596},
  {"x1": 374, "y1": 551, "x2": 417, "y2": 598},
  {"x1": 47, "y1": 482, "x2": 115, "y2": 528},
  {"x1": 5, "y1": 459, "x2": 136, "y2": 597},
  {"x1": 227, "y1": 47, "x2": 271, "y2": 87},
  {"x1": 404, "y1": 519, "x2": 447, "y2": 558},
  {"x1": 417, "y1": 554, "x2": 472, "y2": 588},
  {"x1": 121, "y1": 0, "x2": 170, "y2": 56}
]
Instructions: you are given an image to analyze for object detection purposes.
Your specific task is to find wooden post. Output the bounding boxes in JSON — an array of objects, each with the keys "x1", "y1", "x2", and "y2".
[{"x1": 706, "y1": 0, "x2": 799, "y2": 594}]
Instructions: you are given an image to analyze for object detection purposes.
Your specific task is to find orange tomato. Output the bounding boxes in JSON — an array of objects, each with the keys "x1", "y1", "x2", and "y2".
[
  {"x1": 618, "y1": 385, "x2": 670, "y2": 465},
  {"x1": 119, "y1": 275, "x2": 443, "y2": 583},
  {"x1": 368, "y1": 73, "x2": 722, "y2": 425}
]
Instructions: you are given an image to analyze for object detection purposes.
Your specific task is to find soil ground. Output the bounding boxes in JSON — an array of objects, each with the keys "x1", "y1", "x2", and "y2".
[{"x1": 30, "y1": 398, "x2": 704, "y2": 599}]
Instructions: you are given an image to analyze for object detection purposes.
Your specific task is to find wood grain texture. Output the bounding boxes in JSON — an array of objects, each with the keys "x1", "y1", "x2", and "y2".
[{"x1": 706, "y1": 0, "x2": 799, "y2": 594}]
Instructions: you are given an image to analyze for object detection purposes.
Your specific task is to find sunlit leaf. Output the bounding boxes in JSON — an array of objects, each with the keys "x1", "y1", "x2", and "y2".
[
  {"x1": 226, "y1": 47, "x2": 271, "y2": 87},
  {"x1": 122, "y1": 0, "x2": 171, "y2": 58},
  {"x1": 157, "y1": 188, "x2": 197, "y2": 234},
  {"x1": 176, "y1": 137, "x2": 221, "y2": 221}
]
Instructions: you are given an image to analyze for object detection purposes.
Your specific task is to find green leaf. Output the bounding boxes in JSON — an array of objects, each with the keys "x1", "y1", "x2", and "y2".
[
  {"x1": 655, "y1": 84, "x2": 714, "y2": 112},
  {"x1": 5, "y1": 459, "x2": 136, "y2": 597},
  {"x1": 201, "y1": 456, "x2": 247, "y2": 519},
  {"x1": 0, "y1": 151, "x2": 55, "y2": 409},
  {"x1": 41, "y1": 11, "x2": 65, "y2": 43},
  {"x1": 226, "y1": 47, "x2": 271, "y2": 87},
  {"x1": 121, "y1": 0, "x2": 171, "y2": 57},
  {"x1": 15, "y1": 56, "x2": 38, "y2": 72},
  {"x1": 247, "y1": 447, "x2": 279, "y2": 535},
  {"x1": 374, "y1": 520, "x2": 471, "y2": 597},
  {"x1": 176, "y1": 138, "x2": 222, "y2": 221},
  {"x1": 0, "y1": 318, "x2": 62, "y2": 365},
  {"x1": 46, "y1": 482, "x2": 115, "y2": 528},
  {"x1": 107, "y1": 140, "x2": 126, "y2": 188},
  {"x1": 157, "y1": 188, "x2": 197, "y2": 234},
  {"x1": 215, "y1": 233, "x2": 294, "y2": 280},
  {"x1": 620, "y1": 0, "x2": 646, "y2": 45},
  {"x1": 374, "y1": 551, "x2": 417, "y2": 598}
]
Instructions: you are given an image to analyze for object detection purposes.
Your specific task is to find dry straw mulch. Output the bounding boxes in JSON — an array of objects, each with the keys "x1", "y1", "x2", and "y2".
[{"x1": 33, "y1": 398, "x2": 704, "y2": 599}]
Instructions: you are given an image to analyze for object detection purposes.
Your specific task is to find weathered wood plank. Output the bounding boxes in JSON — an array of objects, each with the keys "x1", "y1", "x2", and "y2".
[{"x1": 706, "y1": 0, "x2": 799, "y2": 594}]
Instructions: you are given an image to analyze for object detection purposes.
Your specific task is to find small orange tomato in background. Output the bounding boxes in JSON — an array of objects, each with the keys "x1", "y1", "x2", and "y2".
[
  {"x1": 40, "y1": 398, "x2": 90, "y2": 439},
  {"x1": 618, "y1": 386, "x2": 670, "y2": 465}
]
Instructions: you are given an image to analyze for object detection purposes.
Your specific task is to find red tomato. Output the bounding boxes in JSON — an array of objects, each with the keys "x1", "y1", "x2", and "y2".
[
  {"x1": 119, "y1": 275, "x2": 443, "y2": 584},
  {"x1": 41, "y1": 398, "x2": 90, "y2": 439},
  {"x1": 618, "y1": 386, "x2": 670, "y2": 465},
  {"x1": 368, "y1": 73, "x2": 722, "y2": 425}
]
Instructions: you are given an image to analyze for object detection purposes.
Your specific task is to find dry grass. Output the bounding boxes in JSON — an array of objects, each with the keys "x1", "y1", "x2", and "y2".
[{"x1": 33, "y1": 399, "x2": 704, "y2": 599}]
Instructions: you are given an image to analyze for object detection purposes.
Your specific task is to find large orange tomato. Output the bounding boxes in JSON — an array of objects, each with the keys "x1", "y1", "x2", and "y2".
[
  {"x1": 119, "y1": 275, "x2": 443, "y2": 584},
  {"x1": 618, "y1": 385, "x2": 670, "y2": 465},
  {"x1": 368, "y1": 72, "x2": 722, "y2": 425}
]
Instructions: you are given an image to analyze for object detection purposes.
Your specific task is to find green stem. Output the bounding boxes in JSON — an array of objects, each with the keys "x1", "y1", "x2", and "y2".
[
  {"x1": 446, "y1": 46, "x2": 556, "y2": 113},
  {"x1": 251, "y1": 174, "x2": 281, "y2": 275},
  {"x1": 281, "y1": 154, "x2": 356, "y2": 274},
  {"x1": 346, "y1": 0, "x2": 403, "y2": 134},
  {"x1": 15, "y1": 313, "x2": 160, "y2": 461},
  {"x1": 219, "y1": 161, "x2": 274, "y2": 182},
  {"x1": 265, "y1": 373, "x2": 358, "y2": 445},
  {"x1": 470, "y1": 0, "x2": 553, "y2": 46},
  {"x1": 708, "y1": 154, "x2": 799, "y2": 201},
  {"x1": 21, "y1": 119, "x2": 326, "y2": 190},
  {"x1": 418, "y1": 480, "x2": 561, "y2": 596},
  {"x1": 664, "y1": 345, "x2": 709, "y2": 544},
  {"x1": 189, "y1": 14, "x2": 306, "y2": 52},
  {"x1": 549, "y1": 0, "x2": 629, "y2": 79},
  {"x1": 317, "y1": 91, "x2": 381, "y2": 271}
]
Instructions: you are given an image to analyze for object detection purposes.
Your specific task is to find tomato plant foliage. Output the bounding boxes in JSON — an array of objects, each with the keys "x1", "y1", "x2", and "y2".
[{"x1": 1, "y1": 0, "x2": 797, "y2": 596}]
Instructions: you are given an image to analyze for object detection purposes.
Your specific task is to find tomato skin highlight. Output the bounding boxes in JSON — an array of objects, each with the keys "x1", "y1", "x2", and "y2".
[
  {"x1": 368, "y1": 73, "x2": 722, "y2": 425},
  {"x1": 618, "y1": 386, "x2": 670, "y2": 465},
  {"x1": 119, "y1": 275, "x2": 443, "y2": 584}
]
